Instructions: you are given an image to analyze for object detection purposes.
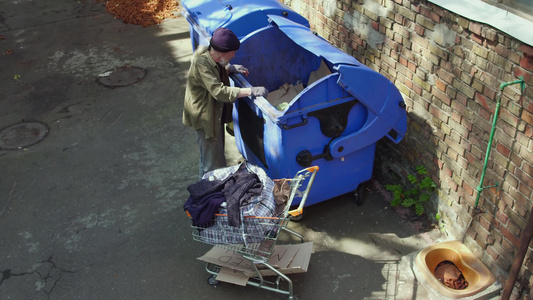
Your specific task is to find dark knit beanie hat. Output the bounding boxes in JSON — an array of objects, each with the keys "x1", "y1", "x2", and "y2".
[{"x1": 210, "y1": 28, "x2": 240, "y2": 53}]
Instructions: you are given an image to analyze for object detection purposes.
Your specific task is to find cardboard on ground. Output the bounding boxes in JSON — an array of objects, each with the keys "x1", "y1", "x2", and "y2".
[{"x1": 197, "y1": 242, "x2": 313, "y2": 285}]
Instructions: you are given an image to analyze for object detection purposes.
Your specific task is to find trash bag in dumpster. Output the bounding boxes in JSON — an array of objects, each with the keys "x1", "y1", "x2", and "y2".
[{"x1": 181, "y1": 0, "x2": 408, "y2": 207}]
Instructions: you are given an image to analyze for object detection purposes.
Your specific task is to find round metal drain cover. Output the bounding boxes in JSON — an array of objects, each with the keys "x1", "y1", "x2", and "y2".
[
  {"x1": 96, "y1": 66, "x2": 147, "y2": 88},
  {"x1": 0, "y1": 121, "x2": 49, "y2": 150}
]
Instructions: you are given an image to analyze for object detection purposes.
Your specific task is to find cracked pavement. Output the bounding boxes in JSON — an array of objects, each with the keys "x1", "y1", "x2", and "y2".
[{"x1": 0, "y1": 1, "x2": 441, "y2": 299}]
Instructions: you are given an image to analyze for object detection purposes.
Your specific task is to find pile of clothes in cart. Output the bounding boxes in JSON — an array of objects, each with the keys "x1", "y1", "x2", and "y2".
[{"x1": 183, "y1": 162, "x2": 290, "y2": 244}]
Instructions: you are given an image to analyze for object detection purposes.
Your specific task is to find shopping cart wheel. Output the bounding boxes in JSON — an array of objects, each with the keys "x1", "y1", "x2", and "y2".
[
  {"x1": 290, "y1": 214, "x2": 303, "y2": 222},
  {"x1": 207, "y1": 275, "x2": 219, "y2": 286}
]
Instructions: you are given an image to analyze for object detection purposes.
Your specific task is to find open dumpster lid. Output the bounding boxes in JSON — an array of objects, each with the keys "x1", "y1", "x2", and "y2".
[
  {"x1": 268, "y1": 14, "x2": 360, "y2": 66},
  {"x1": 181, "y1": 0, "x2": 232, "y2": 34},
  {"x1": 181, "y1": 0, "x2": 310, "y2": 37}
]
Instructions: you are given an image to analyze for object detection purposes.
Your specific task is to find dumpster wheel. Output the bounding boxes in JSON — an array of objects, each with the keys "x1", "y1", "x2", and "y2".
[{"x1": 354, "y1": 184, "x2": 364, "y2": 206}]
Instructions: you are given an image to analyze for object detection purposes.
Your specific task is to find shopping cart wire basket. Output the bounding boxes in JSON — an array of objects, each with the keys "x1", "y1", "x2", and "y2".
[{"x1": 185, "y1": 162, "x2": 318, "y2": 299}]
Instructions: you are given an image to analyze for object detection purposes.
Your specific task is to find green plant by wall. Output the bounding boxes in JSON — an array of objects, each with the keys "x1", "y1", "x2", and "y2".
[{"x1": 385, "y1": 165, "x2": 437, "y2": 216}]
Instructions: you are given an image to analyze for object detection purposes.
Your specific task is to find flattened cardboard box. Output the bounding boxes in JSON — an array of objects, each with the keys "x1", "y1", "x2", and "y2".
[{"x1": 197, "y1": 242, "x2": 313, "y2": 286}]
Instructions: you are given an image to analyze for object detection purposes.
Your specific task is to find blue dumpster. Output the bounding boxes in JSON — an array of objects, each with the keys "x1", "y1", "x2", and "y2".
[{"x1": 181, "y1": 0, "x2": 408, "y2": 207}]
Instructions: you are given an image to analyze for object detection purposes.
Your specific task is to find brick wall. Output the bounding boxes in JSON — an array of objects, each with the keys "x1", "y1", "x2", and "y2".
[{"x1": 284, "y1": 0, "x2": 533, "y2": 295}]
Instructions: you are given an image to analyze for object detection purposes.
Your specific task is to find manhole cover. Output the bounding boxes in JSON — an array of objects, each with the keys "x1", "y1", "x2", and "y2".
[
  {"x1": 0, "y1": 121, "x2": 49, "y2": 150},
  {"x1": 96, "y1": 66, "x2": 147, "y2": 88}
]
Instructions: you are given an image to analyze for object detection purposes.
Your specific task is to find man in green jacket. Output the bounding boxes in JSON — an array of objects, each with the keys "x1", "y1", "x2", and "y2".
[{"x1": 183, "y1": 27, "x2": 268, "y2": 178}]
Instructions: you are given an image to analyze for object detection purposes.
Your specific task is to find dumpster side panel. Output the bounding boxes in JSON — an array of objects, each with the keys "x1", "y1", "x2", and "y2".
[
  {"x1": 276, "y1": 108, "x2": 374, "y2": 206},
  {"x1": 234, "y1": 93, "x2": 374, "y2": 206}
]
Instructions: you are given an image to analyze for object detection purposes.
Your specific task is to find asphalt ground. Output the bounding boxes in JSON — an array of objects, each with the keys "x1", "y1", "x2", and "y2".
[{"x1": 0, "y1": 1, "x2": 442, "y2": 299}]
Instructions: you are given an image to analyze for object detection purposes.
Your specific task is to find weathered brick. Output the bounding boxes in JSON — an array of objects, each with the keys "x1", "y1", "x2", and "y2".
[
  {"x1": 471, "y1": 33, "x2": 484, "y2": 45},
  {"x1": 471, "y1": 79, "x2": 484, "y2": 93},
  {"x1": 437, "y1": 68, "x2": 454, "y2": 84},
  {"x1": 396, "y1": 81, "x2": 411, "y2": 97},
  {"x1": 513, "y1": 66, "x2": 532, "y2": 83},
  {"x1": 459, "y1": 71, "x2": 473, "y2": 85},
  {"x1": 429, "y1": 104, "x2": 449, "y2": 123},
  {"x1": 490, "y1": 52, "x2": 513, "y2": 73},
  {"x1": 500, "y1": 226, "x2": 520, "y2": 248},
  {"x1": 429, "y1": 42, "x2": 449, "y2": 60},
  {"x1": 413, "y1": 82, "x2": 423, "y2": 95},
  {"x1": 469, "y1": 22, "x2": 483, "y2": 36},
  {"x1": 485, "y1": 28, "x2": 498, "y2": 42},
  {"x1": 521, "y1": 110, "x2": 533, "y2": 125},
  {"x1": 462, "y1": 179, "x2": 475, "y2": 197},
  {"x1": 414, "y1": 74, "x2": 432, "y2": 91},
  {"x1": 405, "y1": 77, "x2": 413, "y2": 89},
  {"x1": 363, "y1": 7, "x2": 379, "y2": 21},
  {"x1": 430, "y1": 11, "x2": 441, "y2": 23},
  {"x1": 496, "y1": 142, "x2": 511, "y2": 158},
  {"x1": 435, "y1": 78, "x2": 446, "y2": 92},
  {"x1": 453, "y1": 45, "x2": 465, "y2": 59},
  {"x1": 398, "y1": 5, "x2": 416, "y2": 21},
  {"x1": 384, "y1": 37, "x2": 400, "y2": 52},
  {"x1": 519, "y1": 44, "x2": 533, "y2": 57},
  {"x1": 432, "y1": 86, "x2": 451, "y2": 106},
  {"x1": 515, "y1": 167, "x2": 533, "y2": 190},
  {"x1": 514, "y1": 201, "x2": 527, "y2": 218},
  {"x1": 449, "y1": 118, "x2": 470, "y2": 139},
  {"x1": 456, "y1": 16, "x2": 469, "y2": 29},
  {"x1": 382, "y1": 54, "x2": 397, "y2": 68},
  {"x1": 520, "y1": 56, "x2": 533, "y2": 71},
  {"x1": 499, "y1": 108, "x2": 520, "y2": 128},
  {"x1": 452, "y1": 80, "x2": 476, "y2": 99},
  {"x1": 415, "y1": 14, "x2": 435, "y2": 30},
  {"x1": 399, "y1": 55, "x2": 408, "y2": 67},
  {"x1": 520, "y1": 143, "x2": 533, "y2": 165},
  {"x1": 393, "y1": 31, "x2": 403, "y2": 43},
  {"x1": 441, "y1": 125, "x2": 452, "y2": 142},
  {"x1": 393, "y1": 23, "x2": 410, "y2": 38},
  {"x1": 506, "y1": 51, "x2": 521, "y2": 67},
  {"x1": 414, "y1": 23, "x2": 425, "y2": 36},
  {"x1": 403, "y1": 36, "x2": 412, "y2": 49},
  {"x1": 475, "y1": 56, "x2": 489, "y2": 72},
  {"x1": 472, "y1": 44, "x2": 489, "y2": 59},
  {"x1": 518, "y1": 182, "x2": 532, "y2": 199},
  {"x1": 494, "y1": 44, "x2": 509, "y2": 58},
  {"x1": 510, "y1": 153, "x2": 523, "y2": 172},
  {"x1": 461, "y1": 117, "x2": 473, "y2": 132},
  {"x1": 407, "y1": 60, "x2": 417, "y2": 73}
]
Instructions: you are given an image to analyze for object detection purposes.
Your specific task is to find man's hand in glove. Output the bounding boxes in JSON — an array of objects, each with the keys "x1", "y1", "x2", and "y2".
[
  {"x1": 251, "y1": 87, "x2": 269, "y2": 98},
  {"x1": 228, "y1": 64, "x2": 249, "y2": 76}
]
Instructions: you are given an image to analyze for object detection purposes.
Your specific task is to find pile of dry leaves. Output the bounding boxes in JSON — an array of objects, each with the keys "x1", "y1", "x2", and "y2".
[{"x1": 97, "y1": 0, "x2": 179, "y2": 27}]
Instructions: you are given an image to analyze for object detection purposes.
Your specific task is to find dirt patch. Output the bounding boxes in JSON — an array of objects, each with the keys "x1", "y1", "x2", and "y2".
[{"x1": 97, "y1": 0, "x2": 179, "y2": 27}]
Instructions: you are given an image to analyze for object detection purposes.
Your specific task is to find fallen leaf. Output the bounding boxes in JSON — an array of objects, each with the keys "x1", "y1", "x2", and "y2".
[{"x1": 4, "y1": 49, "x2": 14, "y2": 55}]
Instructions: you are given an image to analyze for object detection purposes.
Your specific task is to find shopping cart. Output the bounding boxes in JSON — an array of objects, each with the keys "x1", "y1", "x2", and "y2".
[{"x1": 185, "y1": 162, "x2": 318, "y2": 299}]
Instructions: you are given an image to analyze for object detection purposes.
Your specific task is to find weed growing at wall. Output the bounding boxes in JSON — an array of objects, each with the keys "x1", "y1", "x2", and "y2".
[{"x1": 385, "y1": 165, "x2": 437, "y2": 216}]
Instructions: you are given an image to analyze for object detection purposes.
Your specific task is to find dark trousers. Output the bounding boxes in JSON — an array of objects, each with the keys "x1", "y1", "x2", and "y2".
[{"x1": 195, "y1": 127, "x2": 226, "y2": 179}]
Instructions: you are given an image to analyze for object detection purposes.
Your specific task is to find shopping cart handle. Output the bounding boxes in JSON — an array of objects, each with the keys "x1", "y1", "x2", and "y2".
[
  {"x1": 286, "y1": 165, "x2": 319, "y2": 217},
  {"x1": 305, "y1": 165, "x2": 319, "y2": 172},
  {"x1": 288, "y1": 208, "x2": 303, "y2": 217}
]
